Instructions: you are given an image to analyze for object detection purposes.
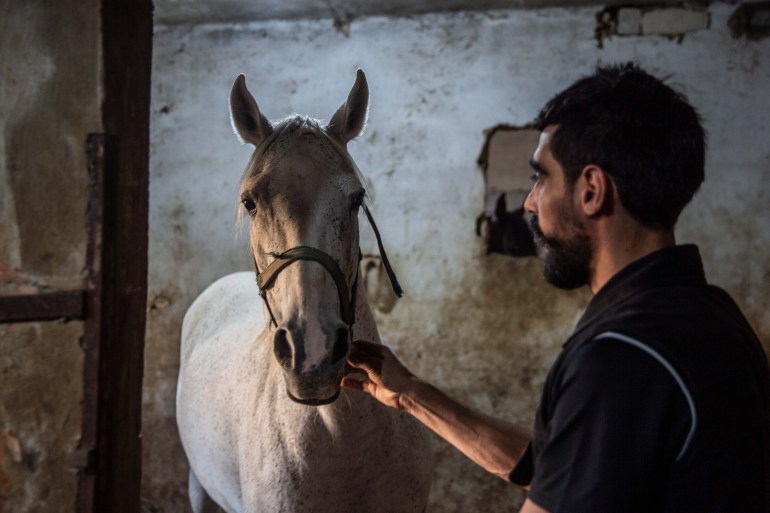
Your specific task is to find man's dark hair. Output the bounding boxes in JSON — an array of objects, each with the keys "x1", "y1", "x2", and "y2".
[{"x1": 534, "y1": 62, "x2": 706, "y2": 230}]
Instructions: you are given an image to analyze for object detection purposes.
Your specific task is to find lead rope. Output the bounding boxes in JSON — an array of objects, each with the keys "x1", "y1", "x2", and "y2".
[{"x1": 362, "y1": 203, "x2": 403, "y2": 298}]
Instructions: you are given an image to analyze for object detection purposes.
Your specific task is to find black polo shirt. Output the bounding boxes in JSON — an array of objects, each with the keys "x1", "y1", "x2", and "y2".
[{"x1": 510, "y1": 245, "x2": 770, "y2": 513}]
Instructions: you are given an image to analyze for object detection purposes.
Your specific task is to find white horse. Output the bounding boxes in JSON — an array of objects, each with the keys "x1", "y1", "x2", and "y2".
[{"x1": 176, "y1": 70, "x2": 434, "y2": 513}]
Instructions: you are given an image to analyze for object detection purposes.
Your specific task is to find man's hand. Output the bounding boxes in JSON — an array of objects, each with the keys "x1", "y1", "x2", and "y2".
[
  {"x1": 341, "y1": 340, "x2": 418, "y2": 410},
  {"x1": 343, "y1": 340, "x2": 532, "y2": 480}
]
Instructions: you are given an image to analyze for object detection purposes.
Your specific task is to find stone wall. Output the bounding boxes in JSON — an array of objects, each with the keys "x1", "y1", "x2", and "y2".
[{"x1": 0, "y1": 1, "x2": 102, "y2": 511}]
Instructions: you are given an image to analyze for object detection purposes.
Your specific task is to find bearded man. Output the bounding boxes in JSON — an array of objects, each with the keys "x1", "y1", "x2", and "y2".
[{"x1": 342, "y1": 63, "x2": 770, "y2": 513}]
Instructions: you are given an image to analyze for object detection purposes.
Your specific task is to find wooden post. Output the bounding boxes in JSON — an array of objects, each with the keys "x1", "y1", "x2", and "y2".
[{"x1": 75, "y1": 0, "x2": 152, "y2": 510}]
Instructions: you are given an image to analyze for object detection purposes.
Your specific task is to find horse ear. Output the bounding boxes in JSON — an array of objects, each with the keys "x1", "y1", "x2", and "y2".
[
  {"x1": 327, "y1": 69, "x2": 369, "y2": 144},
  {"x1": 230, "y1": 74, "x2": 273, "y2": 146}
]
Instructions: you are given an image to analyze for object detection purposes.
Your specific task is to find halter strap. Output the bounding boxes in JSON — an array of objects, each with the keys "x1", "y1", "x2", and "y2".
[
  {"x1": 252, "y1": 204, "x2": 402, "y2": 329},
  {"x1": 257, "y1": 246, "x2": 358, "y2": 326}
]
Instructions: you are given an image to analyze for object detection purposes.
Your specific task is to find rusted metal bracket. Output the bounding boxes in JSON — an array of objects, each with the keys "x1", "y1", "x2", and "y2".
[
  {"x1": 74, "y1": 132, "x2": 117, "y2": 509},
  {"x1": 0, "y1": 290, "x2": 85, "y2": 323}
]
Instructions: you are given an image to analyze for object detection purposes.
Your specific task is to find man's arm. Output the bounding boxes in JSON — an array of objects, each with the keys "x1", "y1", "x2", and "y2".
[
  {"x1": 520, "y1": 499, "x2": 550, "y2": 513},
  {"x1": 341, "y1": 341, "x2": 532, "y2": 480}
]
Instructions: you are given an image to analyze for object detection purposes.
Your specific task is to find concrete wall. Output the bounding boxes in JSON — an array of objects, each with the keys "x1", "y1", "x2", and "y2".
[
  {"x1": 0, "y1": 1, "x2": 102, "y2": 511},
  {"x1": 145, "y1": 4, "x2": 770, "y2": 511}
]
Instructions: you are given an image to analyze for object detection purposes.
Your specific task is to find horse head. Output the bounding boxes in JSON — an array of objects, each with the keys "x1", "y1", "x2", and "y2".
[{"x1": 230, "y1": 70, "x2": 369, "y2": 406}]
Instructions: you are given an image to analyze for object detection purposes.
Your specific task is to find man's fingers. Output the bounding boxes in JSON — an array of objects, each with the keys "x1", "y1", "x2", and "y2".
[
  {"x1": 344, "y1": 366, "x2": 367, "y2": 379},
  {"x1": 350, "y1": 340, "x2": 384, "y2": 359},
  {"x1": 341, "y1": 377, "x2": 364, "y2": 391},
  {"x1": 348, "y1": 340, "x2": 386, "y2": 374},
  {"x1": 341, "y1": 376, "x2": 375, "y2": 397}
]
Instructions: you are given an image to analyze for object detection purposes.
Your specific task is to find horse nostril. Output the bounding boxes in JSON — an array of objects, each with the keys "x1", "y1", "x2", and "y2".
[
  {"x1": 273, "y1": 329, "x2": 292, "y2": 369},
  {"x1": 332, "y1": 327, "x2": 350, "y2": 366}
]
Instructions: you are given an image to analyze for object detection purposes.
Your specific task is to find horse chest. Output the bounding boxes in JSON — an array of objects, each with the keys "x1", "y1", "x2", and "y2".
[
  {"x1": 236, "y1": 393, "x2": 432, "y2": 513},
  {"x1": 186, "y1": 335, "x2": 427, "y2": 513}
]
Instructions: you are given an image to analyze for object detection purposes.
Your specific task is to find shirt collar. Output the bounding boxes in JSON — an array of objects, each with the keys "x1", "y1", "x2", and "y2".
[{"x1": 572, "y1": 244, "x2": 706, "y2": 338}]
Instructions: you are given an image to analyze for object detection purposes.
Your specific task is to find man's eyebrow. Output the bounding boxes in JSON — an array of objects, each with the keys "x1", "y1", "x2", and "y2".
[{"x1": 529, "y1": 158, "x2": 547, "y2": 174}]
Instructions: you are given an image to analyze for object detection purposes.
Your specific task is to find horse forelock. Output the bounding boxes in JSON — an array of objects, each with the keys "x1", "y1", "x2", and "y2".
[
  {"x1": 235, "y1": 115, "x2": 369, "y2": 227},
  {"x1": 238, "y1": 117, "x2": 363, "y2": 189}
]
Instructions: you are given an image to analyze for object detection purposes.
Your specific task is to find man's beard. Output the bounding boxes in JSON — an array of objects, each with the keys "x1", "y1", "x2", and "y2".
[{"x1": 527, "y1": 214, "x2": 591, "y2": 290}]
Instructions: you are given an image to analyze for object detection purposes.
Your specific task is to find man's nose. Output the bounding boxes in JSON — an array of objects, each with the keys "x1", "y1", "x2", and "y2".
[{"x1": 523, "y1": 188, "x2": 537, "y2": 215}]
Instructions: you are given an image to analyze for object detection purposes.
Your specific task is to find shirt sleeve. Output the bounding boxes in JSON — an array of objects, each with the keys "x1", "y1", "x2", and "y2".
[
  {"x1": 526, "y1": 335, "x2": 691, "y2": 513},
  {"x1": 509, "y1": 442, "x2": 534, "y2": 486}
]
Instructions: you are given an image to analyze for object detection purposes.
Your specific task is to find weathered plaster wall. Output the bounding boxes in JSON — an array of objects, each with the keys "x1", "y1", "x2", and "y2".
[
  {"x1": 0, "y1": 0, "x2": 102, "y2": 512},
  {"x1": 145, "y1": 4, "x2": 770, "y2": 511}
]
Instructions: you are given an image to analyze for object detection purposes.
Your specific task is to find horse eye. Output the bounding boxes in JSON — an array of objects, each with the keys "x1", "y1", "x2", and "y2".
[{"x1": 242, "y1": 197, "x2": 257, "y2": 214}]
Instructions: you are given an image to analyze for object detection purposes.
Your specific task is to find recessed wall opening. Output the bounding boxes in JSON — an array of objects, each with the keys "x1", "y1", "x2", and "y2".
[{"x1": 476, "y1": 125, "x2": 538, "y2": 257}]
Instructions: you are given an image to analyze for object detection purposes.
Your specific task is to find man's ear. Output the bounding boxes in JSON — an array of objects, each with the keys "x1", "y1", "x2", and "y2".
[{"x1": 577, "y1": 165, "x2": 613, "y2": 217}]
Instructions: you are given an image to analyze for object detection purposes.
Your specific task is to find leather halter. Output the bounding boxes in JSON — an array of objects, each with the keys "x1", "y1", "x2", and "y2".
[{"x1": 253, "y1": 204, "x2": 402, "y2": 331}]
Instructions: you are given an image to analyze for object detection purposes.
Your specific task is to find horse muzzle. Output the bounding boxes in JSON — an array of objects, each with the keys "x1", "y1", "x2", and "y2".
[
  {"x1": 282, "y1": 365, "x2": 346, "y2": 406},
  {"x1": 273, "y1": 324, "x2": 349, "y2": 406},
  {"x1": 287, "y1": 388, "x2": 341, "y2": 406}
]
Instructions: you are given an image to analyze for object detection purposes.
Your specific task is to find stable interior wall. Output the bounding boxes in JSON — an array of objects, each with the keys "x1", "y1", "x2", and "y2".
[
  {"x1": 145, "y1": 3, "x2": 770, "y2": 511},
  {"x1": 0, "y1": 1, "x2": 101, "y2": 511},
  {"x1": 2, "y1": 1, "x2": 151, "y2": 511}
]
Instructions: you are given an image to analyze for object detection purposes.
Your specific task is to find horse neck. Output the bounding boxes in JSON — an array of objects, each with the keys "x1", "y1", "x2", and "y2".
[{"x1": 351, "y1": 270, "x2": 381, "y2": 344}]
